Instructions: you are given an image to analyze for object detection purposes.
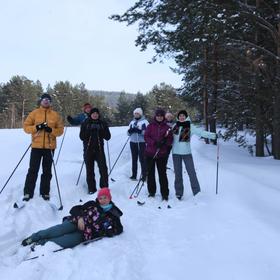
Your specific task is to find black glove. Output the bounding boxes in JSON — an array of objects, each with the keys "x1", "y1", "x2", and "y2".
[
  {"x1": 156, "y1": 138, "x2": 166, "y2": 148},
  {"x1": 90, "y1": 123, "x2": 101, "y2": 130},
  {"x1": 103, "y1": 221, "x2": 114, "y2": 237},
  {"x1": 36, "y1": 122, "x2": 47, "y2": 131},
  {"x1": 134, "y1": 127, "x2": 142, "y2": 134},
  {"x1": 44, "y1": 126, "x2": 52, "y2": 133},
  {"x1": 67, "y1": 116, "x2": 73, "y2": 123},
  {"x1": 128, "y1": 127, "x2": 134, "y2": 134}
]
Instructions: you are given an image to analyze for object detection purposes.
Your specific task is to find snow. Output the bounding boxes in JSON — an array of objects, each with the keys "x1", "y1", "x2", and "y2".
[{"x1": 0, "y1": 126, "x2": 280, "y2": 280}]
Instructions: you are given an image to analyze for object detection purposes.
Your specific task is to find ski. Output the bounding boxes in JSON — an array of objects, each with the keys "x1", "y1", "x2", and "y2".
[
  {"x1": 137, "y1": 200, "x2": 171, "y2": 209},
  {"x1": 24, "y1": 237, "x2": 103, "y2": 261},
  {"x1": 137, "y1": 200, "x2": 145, "y2": 206},
  {"x1": 13, "y1": 200, "x2": 26, "y2": 209}
]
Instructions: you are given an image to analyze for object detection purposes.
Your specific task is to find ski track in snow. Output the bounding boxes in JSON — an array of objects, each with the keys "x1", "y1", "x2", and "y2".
[{"x1": 0, "y1": 127, "x2": 280, "y2": 280}]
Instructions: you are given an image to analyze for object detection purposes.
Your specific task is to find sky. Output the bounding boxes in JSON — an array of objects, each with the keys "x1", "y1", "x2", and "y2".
[{"x1": 0, "y1": 0, "x2": 182, "y2": 93}]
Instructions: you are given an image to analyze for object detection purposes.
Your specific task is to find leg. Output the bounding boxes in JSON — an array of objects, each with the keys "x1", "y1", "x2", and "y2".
[
  {"x1": 24, "y1": 148, "x2": 42, "y2": 197},
  {"x1": 183, "y1": 154, "x2": 201, "y2": 196},
  {"x1": 139, "y1": 142, "x2": 147, "y2": 179},
  {"x1": 85, "y1": 152, "x2": 96, "y2": 193},
  {"x1": 30, "y1": 220, "x2": 78, "y2": 245},
  {"x1": 96, "y1": 150, "x2": 109, "y2": 188},
  {"x1": 156, "y1": 157, "x2": 169, "y2": 199},
  {"x1": 48, "y1": 231, "x2": 84, "y2": 248},
  {"x1": 146, "y1": 156, "x2": 156, "y2": 195},
  {"x1": 172, "y1": 154, "x2": 184, "y2": 197},
  {"x1": 40, "y1": 149, "x2": 53, "y2": 196},
  {"x1": 130, "y1": 142, "x2": 138, "y2": 178}
]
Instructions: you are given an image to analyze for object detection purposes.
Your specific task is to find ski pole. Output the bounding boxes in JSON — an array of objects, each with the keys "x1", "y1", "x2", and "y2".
[
  {"x1": 106, "y1": 141, "x2": 111, "y2": 172},
  {"x1": 0, "y1": 143, "x2": 32, "y2": 195},
  {"x1": 108, "y1": 136, "x2": 129, "y2": 176},
  {"x1": 55, "y1": 126, "x2": 67, "y2": 165},
  {"x1": 129, "y1": 148, "x2": 160, "y2": 199},
  {"x1": 50, "y1": 151, "x2": 63, "y2": 210},
  {"x1": 76, "y1": 161, "x2": 85, "y2": 186},
  {"x1": 215, "y1": 137, "x2": 220, "y2": 195},
  {"x1": 76, "y1": 135, "x2": 92, "y2": 186}
]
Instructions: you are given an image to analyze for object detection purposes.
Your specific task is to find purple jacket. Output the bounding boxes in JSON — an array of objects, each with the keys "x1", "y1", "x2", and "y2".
[{"x1": 144, "y1": 120, "x2": 173, "y2": 158}]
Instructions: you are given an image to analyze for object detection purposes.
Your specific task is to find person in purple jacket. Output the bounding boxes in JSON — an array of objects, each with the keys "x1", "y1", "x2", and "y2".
[{"x1": 144, "y1": 109, "x2": 173, "y2": 200}]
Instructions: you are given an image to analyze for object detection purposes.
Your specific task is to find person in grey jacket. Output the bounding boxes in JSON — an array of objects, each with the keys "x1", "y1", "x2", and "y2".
[
  {"x1": 172, "y1": 110, "x2": 216, "y2": 200},
  {"x1": 127, "y1": 108, "x2": 149, "y2": 181}
]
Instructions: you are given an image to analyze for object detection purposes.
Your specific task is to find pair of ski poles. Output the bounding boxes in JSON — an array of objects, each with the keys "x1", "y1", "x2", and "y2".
[
  {"x1": 0, "y1": 130, "x2": 66, "y2": 210},
  {"x1": 76, "y1": 136, "x2": 130, "y2": 186}
]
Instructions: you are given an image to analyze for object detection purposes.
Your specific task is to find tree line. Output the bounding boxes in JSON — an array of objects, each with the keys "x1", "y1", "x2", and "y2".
[
  {"x1": 111, "y1": 0, "x2": 280, "y2": 160},
  {"x1": 0, "y1": 76, "x2": 191, "y2": 128}
]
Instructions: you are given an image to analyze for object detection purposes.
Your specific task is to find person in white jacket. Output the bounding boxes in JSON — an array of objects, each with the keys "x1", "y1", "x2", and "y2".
[
  {"x1": 127, "y1": 108, "x2": 149, "y2": 181},
  {"x1": 172, "y1": 110, "x2": 216, "y2": 200}
]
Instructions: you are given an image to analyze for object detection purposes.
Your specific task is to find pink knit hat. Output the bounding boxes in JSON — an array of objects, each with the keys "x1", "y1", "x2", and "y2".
[{"x1": 97, "y1": 188, "x2": 112, "y2": 200}]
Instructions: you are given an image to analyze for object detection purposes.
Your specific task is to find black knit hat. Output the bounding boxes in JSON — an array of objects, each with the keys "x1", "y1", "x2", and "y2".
[
  {"x1": 177, "y1": 110, "x2": 188, "y2": 119},
  {"x1": 40, "y1": 93, "x2": 52, "y2": 102},
  {"x1": 155, "y1": 108, "x2": 166, "y2": 117},
  {"x1": 90, "y1": 107, "x2": 100, "y2": 115}
]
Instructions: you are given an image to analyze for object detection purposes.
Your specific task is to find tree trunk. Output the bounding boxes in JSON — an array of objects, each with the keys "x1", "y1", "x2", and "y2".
[
  {"x1": 272, "y1": 21, "x2": 280, "y2": 159},
  {"x1": 203, "y1": 46, "x2": 209, "y2": 144}
]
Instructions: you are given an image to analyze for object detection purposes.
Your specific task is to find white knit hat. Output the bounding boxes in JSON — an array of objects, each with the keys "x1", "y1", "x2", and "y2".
[{"x1": 133, "y1": 108, "x2": 143, "y2": 116}]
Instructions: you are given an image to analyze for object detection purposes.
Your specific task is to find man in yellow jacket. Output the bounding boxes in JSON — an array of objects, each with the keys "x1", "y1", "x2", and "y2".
[{"x1": 23, "y1": 93, "x2": 64, "y2": 201}]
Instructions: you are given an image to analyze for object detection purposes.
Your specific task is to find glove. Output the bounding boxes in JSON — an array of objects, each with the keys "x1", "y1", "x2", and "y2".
[
  {"x1": 103, "y1": 221, "x2": 114, "y2": 237},
  {"x1": 67, "y1": 115, "x2": 73, "y2": 123},
  {"x1": 90, "y1": 123, "x2": 101, "y2": 130},
  {"x1": 128, "y1": 127, "x2": 134, "y2": 134},
  {"x1": 156, "y1": 138, "x2": 166, "y2": 148},
  {"x1": 44, "y1": 126, "x2": 52, "y2": 133},
  {"x1": 134, "y1": 127, "x2": 142, "y2": 134},
  {"x1": 36, "y1": 122, "x2": 47, "y2": 131}
]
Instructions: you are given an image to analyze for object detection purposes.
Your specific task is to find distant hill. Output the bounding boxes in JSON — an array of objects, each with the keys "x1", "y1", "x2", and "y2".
[{"x1": 88, "y1": 90, "x2": 136, "y2": 108}]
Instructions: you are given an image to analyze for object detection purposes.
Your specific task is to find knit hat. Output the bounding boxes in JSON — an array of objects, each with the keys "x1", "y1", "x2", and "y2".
[
  {"x1": 177, "y1": 110, "x2": 188, "y2": 119},
  {"x1": 40, "y1": 93, "x2": 52, "y2": 102},
  {"x1": 83, "y1": 103, "x2": 92, "y2": 109},
  {"x1": 155, "y1": 108, "x2": 165, "y2": 117},
  {"x1": 97, "y1": 188, "x2": 112, "y2": 200},
  {"x1": 133, "y1": 108, "x2": 143, "y2": 116},
  {"x1": 90, "y1": 107, "x2": 100, "y2": 115}
]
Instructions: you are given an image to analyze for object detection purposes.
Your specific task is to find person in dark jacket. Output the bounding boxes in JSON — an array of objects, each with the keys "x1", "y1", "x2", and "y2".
[
  {"x1": 144, "y1": 109, "x2": 173, "y2": 200},
  {"x1": 67, "y1": 103, "x2": 92, "y2": 126},
  {"x1": 21, "y1": 188, "x2": 123, "y2": 249},
  {"x1": 80, "y1": 108, "x2": 111, "y2": 194}
]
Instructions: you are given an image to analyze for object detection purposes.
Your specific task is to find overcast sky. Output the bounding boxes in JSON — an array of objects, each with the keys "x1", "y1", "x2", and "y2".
[{"x1": 0, "y1": 0, "x2": 182, "y2": 93}]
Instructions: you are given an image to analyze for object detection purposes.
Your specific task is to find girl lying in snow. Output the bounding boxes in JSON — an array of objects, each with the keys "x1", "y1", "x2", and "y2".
[{"x1": 21, "y1": 188, "x2": 123, "y2": 248}]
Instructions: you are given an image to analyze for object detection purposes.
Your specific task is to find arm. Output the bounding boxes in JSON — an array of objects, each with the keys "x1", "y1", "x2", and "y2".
[
  {"x1": 79, "y1": 121, "x2": 90, "y2": 141},
  {"x1": 144, "y1": 124, "x2": 155, "y2": 147},
  {"x1": 191, "y1": 124, "x2": 216, "y2": 140},
  {"x1": 23, "y1": 111, "x2": 37, "y2": 134},
  {"x1": 100, "y1": 121, "x2": 111, "y2": 141},
  {"x1": 68, "y1": 113, "x2": 86, "y2": 126},
  {"x1": 50, "y1": 113, "x2": 64, "y2": 137}
]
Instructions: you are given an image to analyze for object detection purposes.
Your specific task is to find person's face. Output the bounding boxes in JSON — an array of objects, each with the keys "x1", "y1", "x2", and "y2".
[
  {"x1": 165, "y1": 113, "x2": 173, "y2": 122},
  {"x1": 91, "y1": 112, "x2": 99, "y2": 120},
  {"x1": 41, "y1": 98, "x2": 51, "y2": 108},
  {"x1": 134, "y1": 113, "x2": 141, "y2": 119},
  {"x1": 84, "y1": 106, "x2": 92, "y2": 114},
  {"x1": 98, "y1": 195, "x2": 110, "y2": 206},
  {"x1": 178, "y1": 114, "x2": 186, "y2": 122},
  {"x1": 155, "y1": 115, "x2": 164, "y2": 122}
]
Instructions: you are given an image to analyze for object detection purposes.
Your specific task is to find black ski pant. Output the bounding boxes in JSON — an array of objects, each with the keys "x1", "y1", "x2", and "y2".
[
  {"x1": 24, "y1": 148, "x2": 54, "y2": 197},
  {"x1": 130, "y1": 142, "x2": 146, "y2": 179},
  {"x1": 85, "y1": 149, "x2": 108, "y2": 193},
  {"x1": 146, "y1": 156, "x2": 169, "y2": 199}
]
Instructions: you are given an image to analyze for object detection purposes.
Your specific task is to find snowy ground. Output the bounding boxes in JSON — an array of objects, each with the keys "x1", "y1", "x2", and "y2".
[{"x1": 0, "y1": 126, "x2": 280, "y2": 280}]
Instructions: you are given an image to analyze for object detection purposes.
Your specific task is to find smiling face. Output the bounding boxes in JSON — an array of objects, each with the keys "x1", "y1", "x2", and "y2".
[
  {"x1": 178, "y1": 114, "x2": 186, "y2": 122},
  {"x1": 41, "y1": 98, "x2": 51, "y2": 108},
  {"x1": 91, "y1": 112, "x2": 99, "y2": 120},
  {"x1": 98, "y1": 195, "x2": 110, "y2": 206},
  {"x1": 155, "y1": 115, "x2": 164, "y2": 122}
]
